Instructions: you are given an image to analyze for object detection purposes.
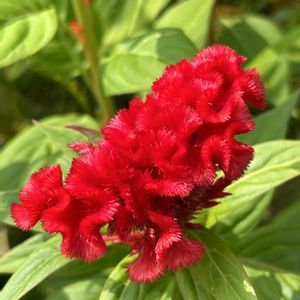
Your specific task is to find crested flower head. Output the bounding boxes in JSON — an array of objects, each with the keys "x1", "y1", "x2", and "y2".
[{"x1": 11, "y1": 45, "x2": 265, "y2": 283}]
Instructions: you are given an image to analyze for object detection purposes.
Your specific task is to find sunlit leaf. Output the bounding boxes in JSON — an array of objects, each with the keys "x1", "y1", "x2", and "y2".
[
  {"x1": 0, "y1": 0, "x2": 57, "y2": 68},
  {"x1": 239, "y1": 91, "x2": 299, "y2": 145},
  {"x1": 155, "y1": 0, "x2": 215, "y2": 48},
  {"x1": 185, "y1": 229, "x2": 257, "y2": 300},
  {"x1": 101, "y1": 29, "x2": 196, "y2": 96},
  {"x1": 0, "y1": 236, "x2": 68, "y2": 300},
  {"x1": 218, "y1": 15, "x2": 282, "y2": 59},
  {"x1": 0, "y1": 234, "x2": 49, "y2": 273}
]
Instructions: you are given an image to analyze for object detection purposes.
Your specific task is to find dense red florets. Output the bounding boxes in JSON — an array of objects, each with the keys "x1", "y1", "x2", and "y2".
[{"x1": 11, "y1": 45, "x2": 265, "y2": 283}]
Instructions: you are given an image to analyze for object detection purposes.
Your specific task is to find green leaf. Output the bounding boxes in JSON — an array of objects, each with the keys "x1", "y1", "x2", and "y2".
[
  {"x1": 0, "y1": 235, "x2": 68, "y2": 300},
  {"x1": 98, "y1": 255, "x2": 137, "y2": 300},
  {"x1": 94, "y1": 0, "x2": 171, "y2": 49},
  {"x1": 155, "y1": 0, "x2": 215, "y2": 48},
  {"x1": 235, "y1": 225, "x2": 300, "y2": 275},
  {"x1": 143, "y1": 276, "x2": 183, "y2": 300},
  {"x1": 43, "y1": 244, "x2": 128, "y2": 289},
  {"x1": 98, "y1": 255, "x2": 183, "y2": 300},
  {"x1": 273, "y1": 26, "x2": 300, "y2": 64},
  {"x1": 234, "y1": 202, "x2": 300, "y2": 299},
  {"x1": 196, "y1": 140, "x2": 300, "y2": 230},
  {"x1": 244, "y1": 266, "x2": 300, "y2": 300},
  {"x1": 211, "y1": 190, "x2": 274, "y2": 243},
  {"x1": 215, "y1": 14, "x2": 292, "y2": 105},
  {"x1": 217, "y1": 14, "x2": 282, "y2": 59},
  {"x1": 43, "y1": 244, "x2": 129, "y2": 300},
  {"x1": 0, "y1": 190, "x2": 19, "y2": 226},
  {"x1": 234, "y1": 199, "x2": 300, "y2": 275},
  {"x1": 0, "y1": 114, "x2": 98, "y2": 227},
  {"x1": 186, "y1": 229, "x2": 257, "y2": 300},
  {"x1": 29, "y1": 25, "x2": 85, "y2": 80},
  {"x1": 101, "y1": 29, "x2": 196, "y2": 96},
  {"x1": 45, "y1": 275, "x2": 105, "y2": 300},
  {"x1": 99, "y1": 229, "x2": 256, "y2": 300},
  {"x1": 175, "y1": 268, "x2": 211, "y2": 300},
  {"x1": 239, "y1": 91, "x2": 299, "y2": 145},
  {"x1": 0, "y1": 234, "x2": 49, "y2": 273},
  {"x1": 247, "y1": 47, "x2": 290, "y2": 106},
  {"x1": 272, "y1": 200, "x2": 300, "y2": 227},
  {"x1": 0, "y1": 0, "x2": 57, "y2": 68}
]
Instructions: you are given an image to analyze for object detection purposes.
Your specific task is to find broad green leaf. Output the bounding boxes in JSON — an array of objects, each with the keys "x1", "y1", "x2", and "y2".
[
  {"x1": 155, "y1": 0, "x2": 215, "y2": 48},
  {"x1": 45, "y1": 275, "x2": 105, "y2": 300},
  {"x1": 218, "y1": 15, "x2": 282, "y2": 59},
  {"x1": 43, "y1": 244, "x2": 128, "y2": 289},
  {"x1": 0, "y1": 114, "x2": 98, "y2": 226},
  {"x1": 98, "y1": 229, "x2": 256, "y2": 300},
  {"x1": 235, "y1": 225, "x2": 300, "y2": 275},
  {"x1": 211, "y1": 190, "x2": 274, "y2": 243},
  {"x1": 239, "y1": 91, "x2": 299, "y2": 145},
  {"x1": 0, "y1": 235, "x2": 68, "y2": 300},
  {"x1": 245, "y1": 266, "x2": 300, "y2": 300},
  {"x1": 101, "y1": 29, "x2": 196, "y2": 96},
  {"x1": 247, "y1": 47, "x2": 290, "y2": 106},
  {"x1": 234, "y1": 198, "x2": 300, "y2": 276},
  {"x1": 245, "y1": 26, "x2": 300, "y2": 106},
  {"x1": 196, "y1": 141, "x2": 300, "y2": 229},
  {"x1": 93, "y1": 0, "x2": 171, "y2": 49},
  {"x1": 272, "y1": 200, "x2": 300, "y2": 227},
  {"x1": 186, "y1": 229, "x2": 257, "y2": 300},
  {"x1": 0, "y1": 190, "x2": 19, "y2": 226},
  {"x1": 273, "y1": 26, "x2": 300, "y2": 63},
  {"x1": 0, "y1": 233, "x2": 49, "y2": 273},
  {"x1": 141, "y1": 0, "x2": 171, "y2": 25},
  {"x1": 143, "y1": 276, "x2": 183, "y2": 300},
  {"x1": 43, "y1": 244, "x2": 129, "y2": 299},
  {"x1": 98, "y1": 255, "x2": 182, "y2": 300},
  {"x1": 0, "y1": 0, "x2": 57, "y2": 68},
  {"x1": 235, "y1": 202, "x2": 300, "y2": 299},
  {"x1": 98, "y1": 255, "x2": 137, "y2": 300},
  {"x1": 175, "y1": 268, "x2": 211, "y2": 300}
]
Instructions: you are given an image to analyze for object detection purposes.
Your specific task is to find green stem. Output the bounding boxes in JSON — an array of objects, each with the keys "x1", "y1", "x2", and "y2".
[
  {"x1": 71, "y1": 0, "x2": 114, "y2": 124},
  {"x1": 0, "y1": 225, "x2": 9, "y2": 256}
]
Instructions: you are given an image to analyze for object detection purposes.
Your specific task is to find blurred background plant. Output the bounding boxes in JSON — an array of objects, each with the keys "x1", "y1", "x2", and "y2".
[{"x1": 0, "y1": 0, "x2": 300, "y2": 299}]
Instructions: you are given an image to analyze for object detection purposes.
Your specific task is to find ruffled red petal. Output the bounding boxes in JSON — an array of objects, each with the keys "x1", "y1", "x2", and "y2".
[
  {"x1": 164, "y1": 237, "x2": 205, "y2": 271},
  {"x1": 11, "y1": 165, "x2": 64, "y2": 230},
  {"x1": 127, "y1": 236, "x2": 163, "y2": 283},
  {"x1": 43, "y1": 188, "x2": 119, "y2": 261}
]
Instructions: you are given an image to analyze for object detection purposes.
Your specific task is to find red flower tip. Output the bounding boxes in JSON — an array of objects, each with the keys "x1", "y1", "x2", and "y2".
[
  {"x1": 11, "y1": 45, "x2": 265, "y2": 282},
  {"x1": 70, "y1": 21, "x2": 84, "y2": 43}
]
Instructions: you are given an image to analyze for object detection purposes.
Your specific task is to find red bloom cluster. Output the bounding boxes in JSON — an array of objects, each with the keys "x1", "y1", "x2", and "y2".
[{"x1": 11, "y1": 45, "x2": 265, "y2": 283}]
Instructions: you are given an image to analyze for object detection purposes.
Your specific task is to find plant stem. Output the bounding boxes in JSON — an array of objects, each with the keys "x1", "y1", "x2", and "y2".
[
  {"x1": 71, "y1": 0, "x2": 114, "y2": 124},
  {"x1": 0, "y1": 225, "x2": 9, "y2": 256}
]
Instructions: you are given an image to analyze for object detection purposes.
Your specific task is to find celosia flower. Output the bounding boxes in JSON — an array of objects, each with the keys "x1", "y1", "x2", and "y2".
[{"x1": 11, "y1": 45, "x2": 265, "y2": 283}]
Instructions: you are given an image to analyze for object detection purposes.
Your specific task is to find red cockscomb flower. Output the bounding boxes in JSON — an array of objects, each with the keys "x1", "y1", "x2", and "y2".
[{"x1": 11, "y1": 45, "x2": 265, "y2": 283}]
